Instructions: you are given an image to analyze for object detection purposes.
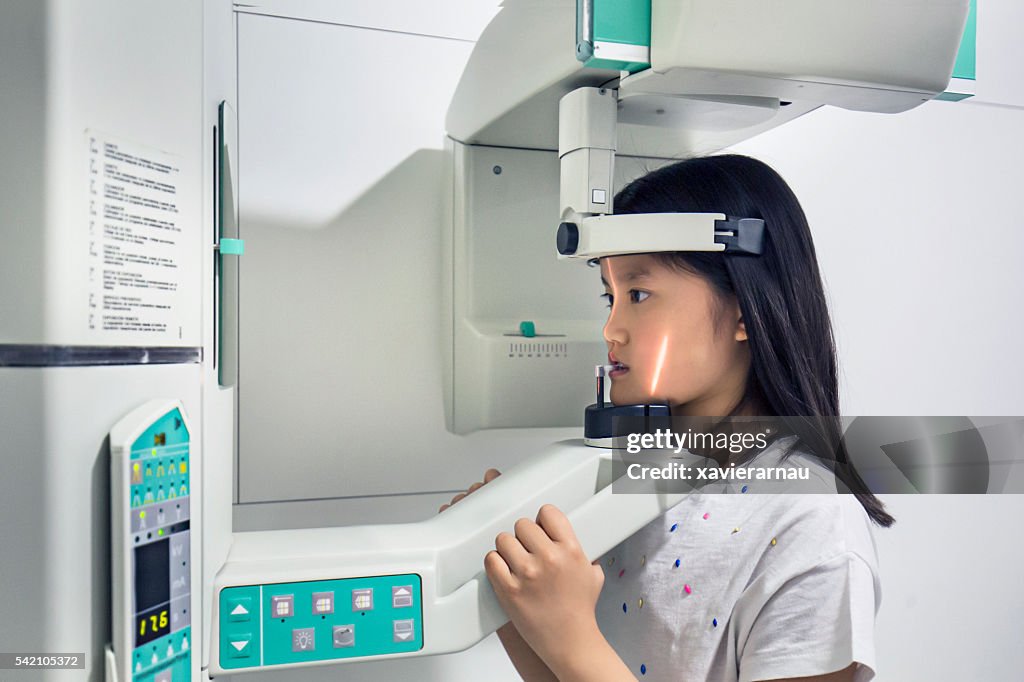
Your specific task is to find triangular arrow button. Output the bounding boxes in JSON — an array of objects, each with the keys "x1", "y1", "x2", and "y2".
[
  {"x1": 395, "y1": 632, "x2": 412, "y2": 641},
  {"x1": 231, "y1": 640, "x2": 249, "y2": 652},
  {"x1": 231, "y1": 603, "x2": 249, "y2": 616}
]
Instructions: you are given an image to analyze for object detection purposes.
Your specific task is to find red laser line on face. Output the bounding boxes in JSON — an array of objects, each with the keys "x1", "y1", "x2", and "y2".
[
  {"x1": 603, "y1": 258, "x2": 619, "y2": 346},
  {"x1": 605, "y1": 257, "x2": 617, "y2": 297},
  {"x1": 650, "y1": 334, "x2": 670, "y2": 396}
]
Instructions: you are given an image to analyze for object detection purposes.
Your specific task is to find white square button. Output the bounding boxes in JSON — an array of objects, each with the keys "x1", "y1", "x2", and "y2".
[
  {"x1": 292, "y1": 627, "x2": 315, "y2": 652},
  {"x1": 392, "y1": 618, "x2": 415, "y2": 643},
  {"x1": 333, "y1": 624, "x2": 355, "y2": 648},
  {"x1": 351, "y1": 588, "x2": 373, "y2": 611},
  {"x1": 392, "y1": 585, "x2": 413, "y2": 608},
  {"x1": 312, "y1": 591, "x2": 334, "y2": 615},
  {"x1": 271, "y1": 594, "x2": 294, "y2": 618}
]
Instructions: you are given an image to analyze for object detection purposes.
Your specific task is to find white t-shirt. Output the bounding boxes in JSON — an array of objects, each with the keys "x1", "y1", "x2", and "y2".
[{"x1": 594, "y1": 435, "x2": 882, "y2": 682}]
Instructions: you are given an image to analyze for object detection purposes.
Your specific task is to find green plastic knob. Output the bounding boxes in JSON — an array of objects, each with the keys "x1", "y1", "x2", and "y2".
[
  {"x1": 219, "y1": 238, "x2": 245, "y2": 256},
  {"x1": 519, "y1": 321, "x2": 536, "y2": 338}
]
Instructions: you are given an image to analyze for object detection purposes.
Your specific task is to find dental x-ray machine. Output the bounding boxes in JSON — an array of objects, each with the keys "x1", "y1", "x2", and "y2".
[
  {"x1": 0, "y1": 1, "x2": 969, "y2": 681},
  {"x1": 199, "y1": 2, "x2": 968, "y2": 677}
]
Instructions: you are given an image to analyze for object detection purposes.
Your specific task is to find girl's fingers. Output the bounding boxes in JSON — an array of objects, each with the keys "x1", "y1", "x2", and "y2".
[
  {"x1": 495, "y1": 531, "x2": 533, "y2": 576},
  {"x1": 514, "y1": 516, "x2": 554, "y2": 556},
  {"x1": 481, "y1": 548, "x2": 516, "y2": 593},
  {"x1": 439, "y1": 469, "x2": 500, "y2": 514},
  {"x1": 535, "y1": 504, "x2": 579, "y2": 547},
  {"x1": 484, "y1": 550, "x2": 516, "y2": 590}
]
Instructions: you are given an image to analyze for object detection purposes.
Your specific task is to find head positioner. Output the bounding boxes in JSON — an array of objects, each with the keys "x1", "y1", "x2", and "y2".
[
  {"x1": 556, "y1": 87, "x2": 765, "y2": 262},
  {"x1": 556, "y1": 212, "x2": 765, "y2": 261}
]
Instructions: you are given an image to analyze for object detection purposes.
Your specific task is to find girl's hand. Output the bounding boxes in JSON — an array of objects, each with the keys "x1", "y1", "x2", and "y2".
[
  {"x1": 438, "y1": 468, "x2": 501, "y2": 513},
  {"x1": 485, "y1": 504, "x2": 606, "y2": 671}
]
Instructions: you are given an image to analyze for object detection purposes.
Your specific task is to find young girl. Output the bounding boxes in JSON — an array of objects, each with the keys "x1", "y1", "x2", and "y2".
[{"x1": 440, "y1": 154, "x2": 892, "y2": 682}]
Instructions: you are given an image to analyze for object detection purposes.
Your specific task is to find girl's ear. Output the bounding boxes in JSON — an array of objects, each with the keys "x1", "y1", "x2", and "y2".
[{"x1": 735, "y1": 315, "x2": 748, "y2": 342}]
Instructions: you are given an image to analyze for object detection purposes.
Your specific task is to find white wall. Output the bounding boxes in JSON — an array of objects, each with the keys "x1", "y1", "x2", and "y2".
[
  {"x1": 232, "y1": 1, "x2": 1024, "y2": 680},
  {"x1": 871, "y1": 495, "x2": 1024, "y2": 681},
  {"x1": 728, "y1": 99, "x2": 1024, "y2": 417},
  {"x1": 723, "y1": 5, "x2": 1024, "y2": 671}
]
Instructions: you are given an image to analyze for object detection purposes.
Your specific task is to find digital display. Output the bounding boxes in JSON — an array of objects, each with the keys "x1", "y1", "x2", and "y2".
[
  {"x1": 136, "y1": 604, "x2": 170, "y2": 647},
  {"x1": 135, "y1": 539, "x2": 169, "y2": 612}
]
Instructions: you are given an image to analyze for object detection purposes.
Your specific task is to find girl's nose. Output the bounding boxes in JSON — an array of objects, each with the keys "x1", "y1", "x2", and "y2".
[{"x1": 603, "y1": 304, "x2": 628, "y2": 347}]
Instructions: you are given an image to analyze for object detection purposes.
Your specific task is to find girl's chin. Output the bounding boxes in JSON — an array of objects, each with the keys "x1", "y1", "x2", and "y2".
[
  {"x1": 610, "y1": 388, "x2": 651, "y2": 406},
  {"x1": 611, "y1": 385, "x2": 676, "y2": 407}
]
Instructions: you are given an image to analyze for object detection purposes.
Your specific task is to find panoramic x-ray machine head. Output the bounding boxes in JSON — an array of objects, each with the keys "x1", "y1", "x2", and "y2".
[{"x1": 95, "y1": 1, "x2": 970, "y2": 680}]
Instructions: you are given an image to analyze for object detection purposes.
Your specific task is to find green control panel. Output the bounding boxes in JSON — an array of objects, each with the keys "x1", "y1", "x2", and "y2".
[
  {"x1": 123, "y1": 406, "x2": 192, "y2": 682},
  {"x1": 219, "y1": 574, "x2": 423, "y2": 670}
]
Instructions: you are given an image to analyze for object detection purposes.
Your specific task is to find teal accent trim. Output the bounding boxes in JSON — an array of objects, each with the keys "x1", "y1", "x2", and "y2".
[
  {"x1": 131, "y1": 626, "x2": 191, "y2": 680},
  {"x1": 130, "y1": 408, "x2": 190, "y2": 455},
  {"x1": 580, "y1": 0, "x2": 651, "y2": 73},
  {"x1": 129, "y1": 445, "x2": 189, "y2": 508},
  {"x1": 220, "y1": 586, "x2": 262, "y2": 670},
  {"x1": 520, "y1": 321, "x2": 536, "y2": 338},
  {"x1": 936, "y1": 91, "x2": 974, "y2": 102},
  {"x1": 219, "y1": 238, "x2": 245, "y2": 256},
  {"x1": 128, "y1": 408, "x2": 190, "y2": 508},
  {"x1": 220, "y1": 575, "x2": 423, "y2": 670},
  {"x1": 593, "y1": 0, "x2": 650, "y2": 47},
  {"x1": 952, "y1": 0, "x2": 976, "y2": 80}
]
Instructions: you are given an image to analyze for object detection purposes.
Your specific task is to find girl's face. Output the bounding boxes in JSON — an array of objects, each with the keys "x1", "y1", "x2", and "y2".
[{"x1": 600, "y1": 254, "x2": 751, "y2": 416}]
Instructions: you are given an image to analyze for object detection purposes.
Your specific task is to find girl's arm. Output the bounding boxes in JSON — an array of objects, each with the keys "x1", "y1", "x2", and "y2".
[
  {"x1": 496, "y1": 621, "x2": 559, "y2": 682},
  {"x1": 438, "y1": 470, "x2": 558, "y2": 680}
]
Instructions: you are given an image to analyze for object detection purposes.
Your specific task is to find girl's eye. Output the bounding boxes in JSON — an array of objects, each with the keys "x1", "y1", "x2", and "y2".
[{"x1": 600, "y1": 290, "x2": 648, "y2": 308}]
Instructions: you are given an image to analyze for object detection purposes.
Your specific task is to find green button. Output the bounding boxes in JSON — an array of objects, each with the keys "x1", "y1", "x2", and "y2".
[
  {"x1": 227, "y1": 633, "x2": 253, "y2": 658},
  {"x1": 519, "y1": 321, "x2": 536, "y2": 338},
  {"x1": 227, "y1": 596, "x2": 253, "y2": 622}
]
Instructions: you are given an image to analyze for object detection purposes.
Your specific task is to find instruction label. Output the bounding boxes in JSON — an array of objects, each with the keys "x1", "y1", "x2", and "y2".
[{"x1": 86, "y1": 131, "x2": 185, "y2": 337}]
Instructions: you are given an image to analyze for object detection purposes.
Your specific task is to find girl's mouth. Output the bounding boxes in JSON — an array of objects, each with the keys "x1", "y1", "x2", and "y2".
[{"x1": 609, "y1": 362, "x2": 630, "y2": 378}]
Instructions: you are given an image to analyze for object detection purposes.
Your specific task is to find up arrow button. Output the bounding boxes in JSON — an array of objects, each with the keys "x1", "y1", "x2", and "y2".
[
  {"x1": 392, "y1": 585, "x2": 414, "y2": 608},
  {"x1": 227, "y1": 595, "x2": 253, "y2": 622}
]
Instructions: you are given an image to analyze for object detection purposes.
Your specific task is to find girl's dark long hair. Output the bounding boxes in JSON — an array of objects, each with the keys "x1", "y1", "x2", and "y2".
[{"x1": 615, "y1": 154, "x2": 894, "y2": 527}]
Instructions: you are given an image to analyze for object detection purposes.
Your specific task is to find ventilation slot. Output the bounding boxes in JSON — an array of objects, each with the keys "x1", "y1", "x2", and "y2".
[{"x1": 508, "y1": 342, "x2": 568, "y2": 358}]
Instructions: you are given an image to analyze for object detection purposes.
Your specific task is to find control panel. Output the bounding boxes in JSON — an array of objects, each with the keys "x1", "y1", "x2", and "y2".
[
  {"x1": 218, "y1": 574, "x2": 423, "y2": 670},
  {"x1": 109, "y1": 401, "x2": 193, "y2": 682}
]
